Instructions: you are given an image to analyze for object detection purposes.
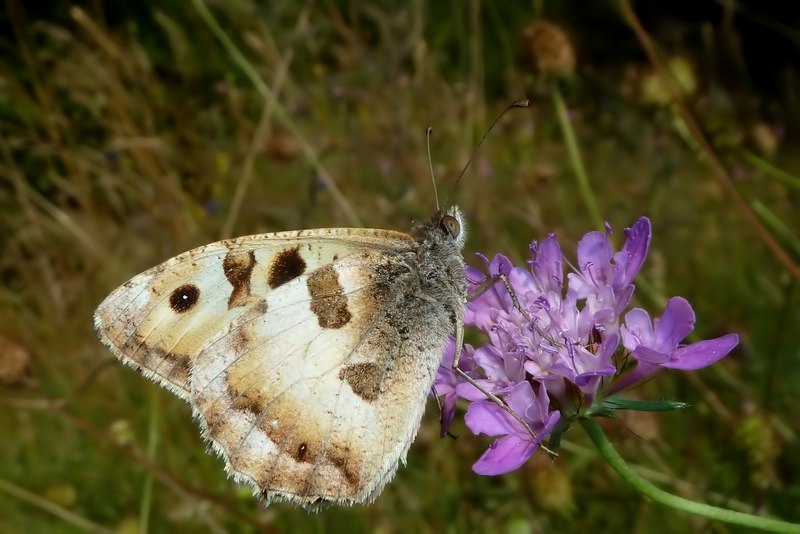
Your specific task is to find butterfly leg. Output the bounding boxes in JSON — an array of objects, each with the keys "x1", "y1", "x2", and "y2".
[
  {"x1": 451, "y1": 319, "x2": 556, "y2": 457},
  {"x1": 467, "y1": 273, "x2": 532, "y2": 322},
  {"x1": 469, "y1": 273, "x2": 561, "y2": 346}
]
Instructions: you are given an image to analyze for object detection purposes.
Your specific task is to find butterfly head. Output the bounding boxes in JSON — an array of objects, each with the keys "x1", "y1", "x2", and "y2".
[
  {"x1": 440, "y1": 206, "x2": 467, "y2": 247},
  {"x1": 412, "y1": 205, "x2": 467, "y2": 250}
]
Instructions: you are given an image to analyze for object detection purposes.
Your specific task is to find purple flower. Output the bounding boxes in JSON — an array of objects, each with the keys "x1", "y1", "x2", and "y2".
[
  {"x1": 433, "y1": 338, "x2": 475, "y2": 436},
  {"x1": 567, "y1": 217, "x2": 651, "y2": 323},
  {"x1": 465, "y1": 381, "x2": 560, "y2": 475},
  {"x1": 609, "y1": 297, "x2": 739, "y2": 393},
  {"x1": 435, "y1": 216, "x2": 739, "y2": 476}
]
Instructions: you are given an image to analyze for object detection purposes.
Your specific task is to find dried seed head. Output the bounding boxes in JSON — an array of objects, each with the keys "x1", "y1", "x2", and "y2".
[
  {"x1": 0, "y1": 336, "x2": 31, "y2": 386},
  {"x1": 639, "y1": 56, "x2": 698, "y2": 105},
  {"x1": 521, "y1": 20, "x2": 576, "y2": 78}
]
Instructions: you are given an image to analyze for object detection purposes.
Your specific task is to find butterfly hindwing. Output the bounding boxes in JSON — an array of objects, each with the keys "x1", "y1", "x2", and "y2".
[{"x1": 190, "y1": 249, "x2": 450, "y2": 505}]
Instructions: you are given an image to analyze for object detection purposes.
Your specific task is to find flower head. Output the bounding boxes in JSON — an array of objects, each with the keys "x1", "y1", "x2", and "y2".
[{"x1": 435, "y1": 217, "x2": 738, "y2": 475}]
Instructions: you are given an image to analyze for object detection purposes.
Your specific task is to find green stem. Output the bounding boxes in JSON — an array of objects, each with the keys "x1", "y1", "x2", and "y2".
[
  {"x1": 741, "y1": 149, "x2": 800, "y2": 192},
  {"x1": 580, "y1": 418, "x2": 800, "y2": 533},
  {"x1": 139, "y1": 389, "x2": 159, "y2": 534},
  {"x1": 551, "y1": 82, "x2": 603, "y2": 230}
]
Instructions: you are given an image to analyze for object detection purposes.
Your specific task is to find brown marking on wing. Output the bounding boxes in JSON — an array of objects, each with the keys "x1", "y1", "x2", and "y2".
[
  {"x1": 223, "y1": 362, "x2": 323, "y2": 461},
  {"x1": 327, "y1": 444, "x2": 360, "y2": 489},
  {"x1": 197, "y1": 390, "x2": 226, "y2": 435},
  {"x1": 223, "y1": 249, "x2": 256, "y2": 308},
  {"x1": 307, "y1": 265, "x2": 351, "y2": 329},
  {"x1": 113, "y1": 333, "x2": 191, "y2": 396},
  {"x1": 268, "y1": 246, "x2": 307, "y2": 289},
  {"x1": 229, "y1": 383, "x2": 263, "y2": 419},
  {"x1": 250, "y1": 298, "x2": 268, "y2": 315},
  {"x1": 227, "y1": 298, "x2": 267, "y2": 358},
  {"x1": 165, "y1": 351, "x2": 191, "y2": 385},
  {"x1": 338, "y1": 362, "x2": 382, "y2": 402},
  {"x1": 217, "y1": 363, "x2": 363, "y2": 494}
]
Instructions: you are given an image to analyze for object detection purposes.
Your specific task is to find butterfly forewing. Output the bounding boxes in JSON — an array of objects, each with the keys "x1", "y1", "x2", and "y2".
[{"x1": 94, "y1": 228, "x2": 414, "y2": 400}]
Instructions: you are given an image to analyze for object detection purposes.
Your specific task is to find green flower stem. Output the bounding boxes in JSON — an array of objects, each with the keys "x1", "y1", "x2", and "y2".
[
  {"x1": 140, "y1": 388, "x2": 160, "y2": 534},
  {"x1": 551, "y1": 82, "x2": 603, "y2": 230},
  {"x1": 580, "y1": 418, "x2": 800, "y2": 533}
]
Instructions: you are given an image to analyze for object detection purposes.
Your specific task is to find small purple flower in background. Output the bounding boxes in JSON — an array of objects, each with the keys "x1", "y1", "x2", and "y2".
[{"x1": 435, "y1": 217, "x2": 739, "y2": 476}]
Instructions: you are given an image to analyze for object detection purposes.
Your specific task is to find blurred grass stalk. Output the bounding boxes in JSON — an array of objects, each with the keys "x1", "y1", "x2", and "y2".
[
  {"x1": 741, "y1": 149, "x2": 800, "y2": 192},
  {"x1": 191, "y1": 0, "x2": 361, "y2": 227},
  {"x1": 620, "y1": 0, "x2": 800, "y2": 280},
  {"x1": 139, "y1": 389, "x2": 160, "y2": 534},
  {"x1": 551, "y1": 81, "x2": 603, "y2": 230},
  {"x1": 0, "y1": 478, "x2": 110, "y2": 533}
]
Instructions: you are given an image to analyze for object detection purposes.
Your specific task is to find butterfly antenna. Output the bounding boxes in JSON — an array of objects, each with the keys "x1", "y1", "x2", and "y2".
[
  {"x1": 426, "y1": 126, "x2": 441, "y2": 210},
  {"x1": 446, "y1": 99, "x2": 533, "y2": 203}
]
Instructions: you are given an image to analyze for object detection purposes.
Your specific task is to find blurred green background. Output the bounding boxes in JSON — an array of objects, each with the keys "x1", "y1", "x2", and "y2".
[{"x1": 1, "y1": 0, "x2": 799, "y2": 532}]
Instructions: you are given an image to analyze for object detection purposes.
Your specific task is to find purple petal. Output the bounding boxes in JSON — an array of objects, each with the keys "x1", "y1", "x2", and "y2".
[
  {"x1": 465, "y1": 265, "x2": 487, "y2": 285},
  {"x1": 529, "y1": 234, "x2": 563, "y2": 292},
  {"x1": 662, "y1": 333, "x2": 739, "y2": 370},
  {"x1": 597, "y1": 332, "x2": 620, "y2": 364},
  {"x1": 621, "y1": 308, "x2": 655, "y2": 350},
  {"x1": 455, "y1": 379, "x2": 489, "y2": 401},
  {"x1": 605, "y1": 360, "x2": 660, "y2": 395},
  {"x1": 439, "y1": 336, "x2": 456, "y2": 367},
  {"x1": 577, "y1": 230, "x2": 613, "y2": 272},
  {"x1": 631, "y1": 344, "x2": 671, "y2": 365},
  {"x1": 508, "y1": 267, "x2": 538, "y2": 302},
  {"x1": 504, "y1": 380, "x2": 537, "y2": 418},
  {"x1": 433, "y1": 369, "x2": 455, "y2": 395},
  {"x1": 472, "y1": 409, "x2": 562, "y2": 476},
  {"x1": 490, "y1": 254, "x2": 514, "y2": 277},
  {"x1": 573, "y1": 366, "x2": 617, "y2": 385},
  {"x1": 439, "y1": 391, "x2": 458, "y2": 436},
  {"x1": 472, "y1": 434, "x2": 537, "y2": 475},
  {"x1": 613, "y1": 217, "x2": 651, "y2": 288},
  {"x1": 654, "y1": 297, "x2": 695, "y2": 350},
  {"x1": 615, "y1": 283, "x2": 636, "y2": 314},
  {"x1": 464, "y1": 400, "x2": 518, "y2": 436},
  {"x1": 473, "y1": 346, "x2": 514, "y2": 383}
]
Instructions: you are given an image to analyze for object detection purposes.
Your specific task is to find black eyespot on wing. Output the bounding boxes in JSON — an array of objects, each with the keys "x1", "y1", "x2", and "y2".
[
  {"x1": 441, "y1": 214, "x2": 461, "y2": 238},
  {"x1": 169, "y1": 284, "x2": 200, "y2": 313}
]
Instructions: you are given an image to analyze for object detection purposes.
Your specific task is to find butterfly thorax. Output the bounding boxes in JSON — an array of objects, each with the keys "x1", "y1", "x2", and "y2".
[{"x1": 408, "y1": 206, "x2": 467, "y2": 327}]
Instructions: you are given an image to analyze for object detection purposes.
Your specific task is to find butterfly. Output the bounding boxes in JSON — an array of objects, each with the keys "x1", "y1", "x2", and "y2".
[{"x1": 94, "y1": 206, "x2": 468, "y2": 507}]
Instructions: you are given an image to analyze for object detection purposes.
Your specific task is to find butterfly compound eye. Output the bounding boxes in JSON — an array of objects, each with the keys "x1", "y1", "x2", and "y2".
[{"x1": 440, "y1": 215, "x2": 461, "y2": 238}]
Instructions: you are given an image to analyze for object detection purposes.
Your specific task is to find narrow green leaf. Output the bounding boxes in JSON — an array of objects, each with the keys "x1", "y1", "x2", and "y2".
[{"x1": 593, "y1": 397, "x2": 690, "y2": 413}]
